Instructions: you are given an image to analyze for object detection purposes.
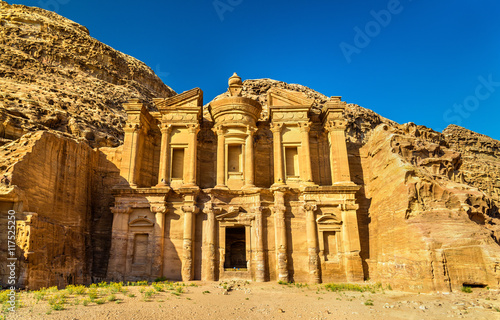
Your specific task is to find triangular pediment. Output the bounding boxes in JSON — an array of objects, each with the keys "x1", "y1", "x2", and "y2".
[
  {"x1": 154, "y1": 88, "x2": 203, "y2": 110},
  {"x1": 268, "y1": 88, "x2": 314, "y2": 107}
]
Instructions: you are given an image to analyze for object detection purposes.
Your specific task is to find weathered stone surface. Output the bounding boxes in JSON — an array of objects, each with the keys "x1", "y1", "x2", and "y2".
[
  {"x1": 0, "y1": 1, "x2": 175, "y2": 148},
  {"x1": 0, "y1": 2, "x2": 499, "y2": 293},
  {"x1": 0, "y1": 131, "x2": 121, "y2": 289},
  {"x1": 360, "y1": 124, "x2": 500, "y2": 291}
]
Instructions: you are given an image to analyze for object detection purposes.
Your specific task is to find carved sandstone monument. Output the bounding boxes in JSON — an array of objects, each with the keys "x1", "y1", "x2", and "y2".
[
  {"x1": 0, "y1": 1, "x2": 499, "y2": 293},
  {"x1": 107, "y1": 74, "x2": 363, "y2": 284}
]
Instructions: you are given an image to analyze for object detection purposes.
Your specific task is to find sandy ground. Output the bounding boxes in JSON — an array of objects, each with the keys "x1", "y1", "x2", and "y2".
[{"x1": 4, "y1": 281, "x2": 500, "y2": 320}]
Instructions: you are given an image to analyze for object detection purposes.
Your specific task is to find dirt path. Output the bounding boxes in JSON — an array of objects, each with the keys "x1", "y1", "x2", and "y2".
[{"x1": 4, "y1": 281, "x2": 500, "y2": 320}]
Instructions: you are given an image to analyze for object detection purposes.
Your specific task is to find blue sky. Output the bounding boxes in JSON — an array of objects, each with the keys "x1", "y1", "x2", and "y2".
[{"x1": 11, "y1": 0, "x2": 500, "y2": 140}]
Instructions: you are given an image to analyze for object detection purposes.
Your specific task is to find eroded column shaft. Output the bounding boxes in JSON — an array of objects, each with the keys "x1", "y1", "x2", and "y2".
[{"x1": 305, "y1": 204, "x2": 320, "y2": 283}]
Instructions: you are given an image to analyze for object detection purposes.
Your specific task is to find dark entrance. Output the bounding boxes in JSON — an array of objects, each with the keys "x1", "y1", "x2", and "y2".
[{"x1": 225, "y1": 227, "x2": 246, "y2": 269}]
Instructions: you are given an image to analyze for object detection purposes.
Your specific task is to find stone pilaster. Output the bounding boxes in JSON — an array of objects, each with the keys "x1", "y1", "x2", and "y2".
[
  {"x1": 298, "y1": 122, "x2": 314, "y2": 185},
  {"x1": 325, "y1": 120, "x2": 351, "y2": 184},
  {"x1": 181, "y1": 194, "x2": 199, "y2": 282},
  {"x1": 341, "y1": 203, "x2": 363, "y2": 282},
  {"x1": 121, "y1": 124, "x2": 141, "y2": 187},
  {"x1": 253, "y1": 206, "x2": 266, "y2": 282},
  {"x1": 202, "y1": 200, "x2": 221, "y2": 281},
  {"x1": 303, "y1": 203, "x2": 320, "y2": 283},
  {"x1": 151, "y1": 203, "x2": 167, "y2": 278},
  {"x1": 243, "y1": 126, "x2": 257, "y2": 189},
  {"x1": 273, "y1": 191, "x2": 288, "y2": 282},
  {"x1": 213, "y1": 125, "x2": 227, "y2": 189},
  {"x1": 270, "y1": 123, "x2": 285, "y2": 186},
  {"x1": 107, "y1": 206, "x2": 132, "y2": 280},
  {"x1": 184, "y1": 124, "x2": 200, "y2": 187},
  {"x1": 156, "y1": 124, "x2": 172, "y2": 187}
]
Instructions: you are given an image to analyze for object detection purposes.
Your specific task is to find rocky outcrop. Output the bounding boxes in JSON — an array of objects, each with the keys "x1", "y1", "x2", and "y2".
[
  {"x1": 0, "y1": 131, "x2": 122, "y2": 289},
  {"x1": 0, "y1": 1, "x2": 175, "y2": 147},
  {"x1": 360, "y1": 124, "x2": 500, "y2": 291},
  {"x1": 0, "y1": 1, "x2": 499, "y2": 292},
  {"x1": 443, "y1": 124, "x2": 500, "y2": 209}
]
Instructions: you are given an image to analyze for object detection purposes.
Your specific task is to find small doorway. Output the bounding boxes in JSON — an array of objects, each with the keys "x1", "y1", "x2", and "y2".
[{"x1": 224, "y1": 227, "x2": 246, "y2": 269}]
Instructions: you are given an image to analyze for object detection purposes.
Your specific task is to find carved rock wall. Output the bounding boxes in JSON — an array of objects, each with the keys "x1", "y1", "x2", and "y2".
[
  {"x1": 360, "y1": 124, "x2": 500, "y2": 291},
  {"x1": 0, "y1": 131, "x2": 120, "y2": 289}
]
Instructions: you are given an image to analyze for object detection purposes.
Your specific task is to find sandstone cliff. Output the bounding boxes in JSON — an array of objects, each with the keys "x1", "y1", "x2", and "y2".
[
  {"x1": 0, "y1": 2, "x2": 499, "y2": 292},
  {"x1": 0, "y1": 0, "x2": 175, "y2": 148},
  {"x1": 360, "y1": 124, "x2": 500, "y2": 291}
]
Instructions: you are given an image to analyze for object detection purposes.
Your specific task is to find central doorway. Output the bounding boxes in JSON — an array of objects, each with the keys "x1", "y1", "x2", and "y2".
[{"x1": 224, "y1": 227, "x2": 247, "y2": 269}]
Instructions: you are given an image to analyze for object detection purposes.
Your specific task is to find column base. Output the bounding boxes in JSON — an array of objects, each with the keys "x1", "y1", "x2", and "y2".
[
  {"x1": 214, "y1": 184, "x2": 229, "y2": 190},
  {"x1": 155, "y1": 182, "x2": 169, "y2": 188},
  {"x1": 271, "y1": 183, "x2": 286, "y2": 189},
  {"x1": 242, "y1": 184, "x2": 257, "y2": 190}
]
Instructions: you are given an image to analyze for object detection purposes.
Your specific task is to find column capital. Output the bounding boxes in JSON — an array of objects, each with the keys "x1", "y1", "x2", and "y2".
[
  {"x1": 212, "y1": 125, "x2": 225, "y2": 135},
  {"x1": 186, "y1": 123, "x2": 200, "y2": 134},
  {"x1": 182, "y1": 205, "x2": 199, "y2": 215},
  {"x1": 203, "y1": 201, "x2": 222, "y2": 215},
  {"x1": 123, "y1": 123, "x2": 141, "y2": 133},
  {"x1": 298, "y1": 121, "x2": 312, "y2": 133},
  {"x1": 270, "y1": 122, "x2": 284, "y2": 133},
  {"x1": 246, "y1": 125, "x2": 257, "y2": 135},
  {"x1": 150, "y1": 204, "x2": 168, "y2": 215},
  {"x1": 325, "y1": 120, "x2": 347, "y2": 132},
  {"x1": 302, "y1": 202, "x2": 317, "y2": 213},
  {"x1": 160, "y1": 123, "x2": 172, "y2": 134},
  {"x1": 110, "y1": 206, "x2": 132, "y2": 215},
  {"x1": 271, "y1": 205, "x2": 286, "y2": 215}
]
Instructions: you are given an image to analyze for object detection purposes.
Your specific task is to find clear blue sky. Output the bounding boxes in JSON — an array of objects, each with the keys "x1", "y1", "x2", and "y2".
[{"x1": 11, "y1": 0, "x2": 500, "y2": 140}]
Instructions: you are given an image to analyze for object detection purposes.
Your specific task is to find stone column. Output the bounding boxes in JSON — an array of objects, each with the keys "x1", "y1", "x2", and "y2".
[
  {"x1": 273, "y1": 191, "x2": 288, "y2": 282},
  {"x1": 214, "y1": 125, "x2": 227, "y2": 188},
  {"x1": 185, "y1": 124, "x2": 199, "y2": 187},
  {"x1": 181, "y1": 198, "x2": 199, "y2": 282},
  {"x1": 122, "y1": 124, "x2": 141, "y2": 187},
  {"x1": 304, "y1": 203, "x2": 320, "y2": 283},
  {"x1": 244, "y1": 126, "x2": 256, "y2": 188},
  {"x1": 325, "y1": 120, "x2": 351, "y2": 183},
  {"x1": 107, "y1": 206, "x2": 132, "y2": 280},
  {"x1": 270, "y1": 123, "x2": 285, "y2": 186},
  {"x1": 299, "y1": 122, "x2": 314, "y2": 184},
  {"x1": 151, "y1": 204, "x2": 167, "y2": 278},
  {"x1": 156, "y1": 124, "x2": 172, "y2": 187},
  {"x1": 254, "y1": 206, "x2": 266, "y2": 282},
  {"x1": 202, "y1": 201, "x2": 220, "y2": 281},
  {"x1": 341, "y1": 203, "x2": 363, "y2": 282}
]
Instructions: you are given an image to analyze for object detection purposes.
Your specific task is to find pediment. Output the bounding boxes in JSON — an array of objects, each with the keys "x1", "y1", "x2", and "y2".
[
  {"x1": 216, "y1": 207, "x2": 254, "y2": 224},
  {"x1": 216, "y1": 206, "x2": 244, "y2": 220},
  {"x1": 129, "y1": 217, "x2": 154, "y2": 227},
  {"x1": 316, "y1": 214, "x2": 342, "y2": 225},
  {"x1": 155, "y1": 88, "x2": 203, "y2": 111},
  {"x1": 268, "y1": 88, "x2": 314, "y2": 107}
]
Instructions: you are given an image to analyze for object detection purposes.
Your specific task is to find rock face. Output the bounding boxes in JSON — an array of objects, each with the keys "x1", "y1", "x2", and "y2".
[
  {"x1": 0, "y1": 131, "x2": 121, "y2": 288},
  {"x1": 0, "y1": 2, "x2": 499, "y2": 292},
  {"x1": 0, "y1": 1, "x2": 175, "y2": 148},
  {"x1": 359, "y1": 123, "x2": 500, "y2": 291}
]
